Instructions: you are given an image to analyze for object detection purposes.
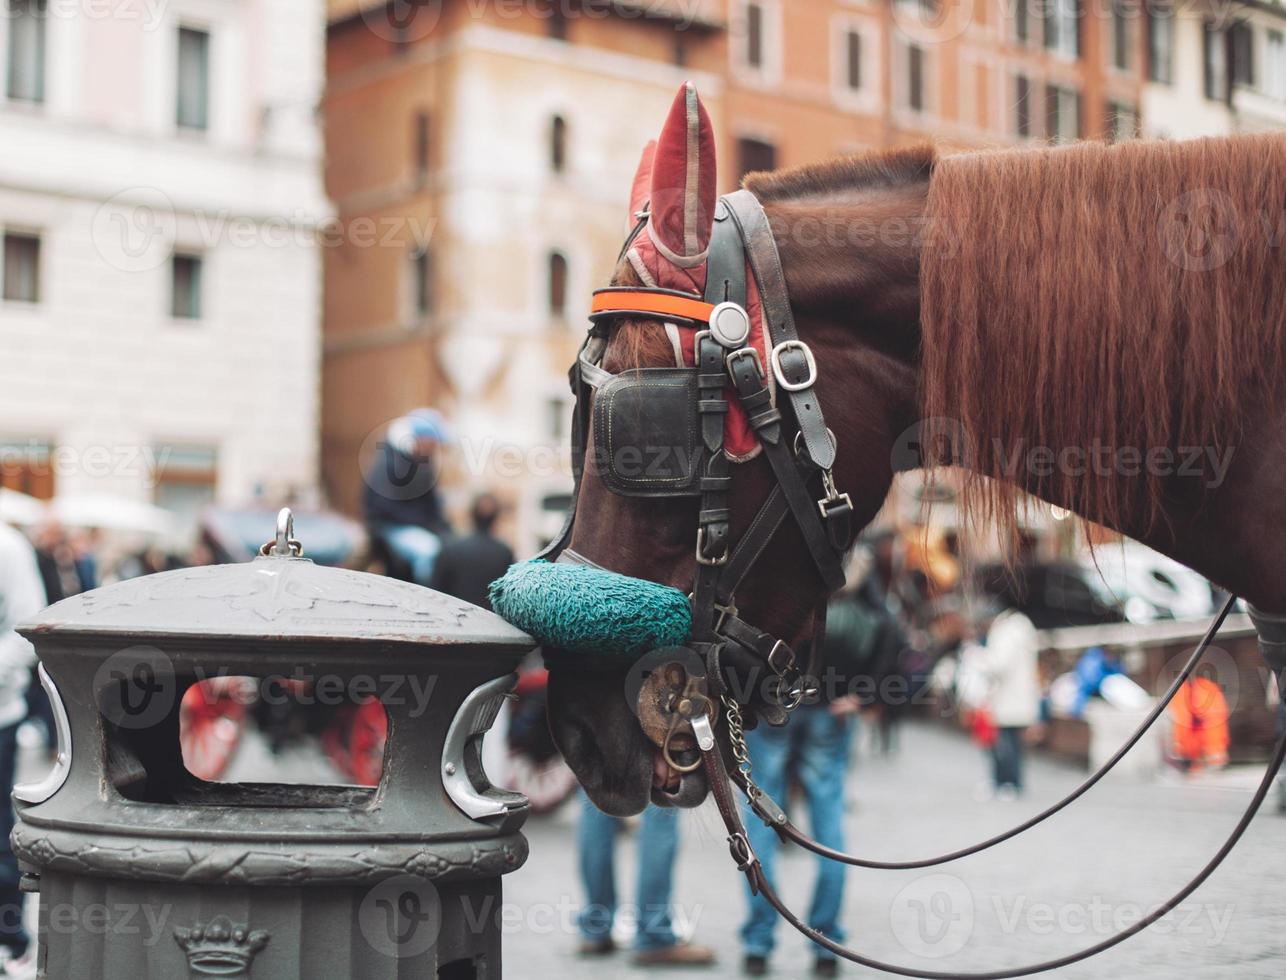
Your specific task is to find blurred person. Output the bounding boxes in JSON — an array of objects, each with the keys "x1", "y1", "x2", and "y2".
[
  {"x1": 0, "y1": 522, "x2": 46, "y2": 977},
  {"x1": 429, "y1": 493, "x2": 514, "y2": 609},
  {"x1": 363, "y1": 410, "x2": 452, "y2": 586},
  {"x1": 1169, "y1": 675, "x2": 1230, "y2": 773},
  {"x1": 31, "y1": 523, "x2": 82, "y2": 603},
  {"x1": 972, "y1": 606, "x2": 1041, "y2": 799},
  {"x1": 740, "y1": 554, "x2": 875, "y2": 978},
  {"x1": 576, "y1": 795, "x2": 715, "y2": 967}
]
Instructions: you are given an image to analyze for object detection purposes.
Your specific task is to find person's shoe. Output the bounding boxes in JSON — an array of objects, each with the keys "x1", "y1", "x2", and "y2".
[
  {"x1": 995, "y1": 785, "x2": 1019, "y2": 803},
  {"x1": 576, "y1": 936, "x2": 616, "y2": 956},
  {"x1": 744, "y1": 953, "x2": 769, "y2": 976},
  {"x1": 814, "y1": 957, "x2": 840, "y2": 977},
  {"x1": 632, "y1": 942, "x2": 716, "y2": 967}
]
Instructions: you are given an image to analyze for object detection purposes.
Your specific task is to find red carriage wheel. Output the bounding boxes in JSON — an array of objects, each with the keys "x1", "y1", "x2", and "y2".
[{"x1": 180, "y1": 677, "x2": 249, "y2": 781}]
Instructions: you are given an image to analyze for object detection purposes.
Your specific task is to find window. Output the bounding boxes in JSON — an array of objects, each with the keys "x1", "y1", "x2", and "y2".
[
  {"x1": 3, "y1": 233, "x2": 39, "y2": 303},
  {"x1": 1105, "y1": 100, "x2": 1138, "y2": 141},
  {"x1": 1044, "y1": 0, "x2": 1080, "y2": 58},
  {"x1": 176, "y1": 27, "x2": 210, "y2": 131},
  {"x1": 1110, "y1": 0, "x2": 1133, "y2": 71},
  {"x1": 1230, "y1": 21, "x2": 1255, "y2": 88},
  {"x1": 550, "y1": 115, "x2": 567, "y2": 174},
  {"x1": 1014, "y1": 0, "x2": 1031, "y2": 45},
  {"x1": 546, "y1": 397, "x2": 567, "y2": 442},
  {"x1": 1148, "y1": 7, "x2": 1175, "y2": 84},
  {"x1": 6, "y1": 0, "x2": 46, "y2": 104},
  {"x1": 844, "y1": 29, "x2": 863, "y2": 91},
  {"x1": 547, "y1": 8, "x2": 568, "y2": 41},
  {"x1": 1204, "y1": 21, "x2": 1228, "y2": 101},
  {"x1": 0, "y1": 439, "x2": 53, "y2": 499},
  {"x1": 907, "y1": 43, "x2": 926, "y2": 111},
  {"x1": 409, "y1": 247, "x2": 433, "y2": 320},
  {"x1": 1015, "y1": 74, "x2": 1034, "y2": 138},
  {"x1": 170, "y1": 253, "x2": 203, "y2": 319},
  {"x1": 547, "y1": 251, "x2": 568, "y2": 318},
  {"x1": 153, "y1": 444, "x2": 217, "y2": 544},
  {"x1": 736, "y1": 137, "x2": 777, "y2": 181},
  {"x1": 745, "y1": 3, "x2": 764, "y2": 69},
  {"x1": 1269, "y1": 30, "x2": 1285, "y2": 100},
  {"x1": 1045, "y1": 84, "x2": 1080, "y2": 143},
  {"x1": 413, "y1": 111, "x2": 431, "y2": 183}
]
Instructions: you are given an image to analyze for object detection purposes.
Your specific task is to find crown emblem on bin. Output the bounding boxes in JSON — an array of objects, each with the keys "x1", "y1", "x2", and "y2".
[{"x1": 174, "y1": 915, "x2": 270, "y2": 976}]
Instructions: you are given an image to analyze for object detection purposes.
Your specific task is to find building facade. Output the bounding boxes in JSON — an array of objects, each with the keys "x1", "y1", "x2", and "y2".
[
  {"x1": 0, "y1": 0, "x2": 329, "y2": 539},
  {"x1": 1142, "y1": 0, "x2": 1286, "y2": 138},
  {"x1": 323, "y1": 0, "x2": 1284, "y2": 555}
]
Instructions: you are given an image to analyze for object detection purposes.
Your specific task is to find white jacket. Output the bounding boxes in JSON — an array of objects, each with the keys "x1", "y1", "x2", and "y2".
[
  {"x1": 977, "y1": 610, "x2": 1041, "y2": 728},
  {"x1": 0, "y1": 524, "x2": 47, "y2": 728}
]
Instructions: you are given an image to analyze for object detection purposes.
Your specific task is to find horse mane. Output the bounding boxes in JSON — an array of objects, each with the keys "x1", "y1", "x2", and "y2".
[{"x1": 921, "y1": 133, "x2": 1286, "y2": 539}]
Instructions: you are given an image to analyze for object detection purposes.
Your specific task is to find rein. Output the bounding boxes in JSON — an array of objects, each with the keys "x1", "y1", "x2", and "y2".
[{"x1": 543, "y1": 188, "x2": 1286, "y2": 976}]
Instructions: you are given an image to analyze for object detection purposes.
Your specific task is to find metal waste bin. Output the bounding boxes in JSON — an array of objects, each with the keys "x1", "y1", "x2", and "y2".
[{"x1": 11, "y1": 511, "x2": 533, "y2": 979}]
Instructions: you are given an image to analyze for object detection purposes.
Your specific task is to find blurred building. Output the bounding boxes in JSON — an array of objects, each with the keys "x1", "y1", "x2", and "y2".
[
  {"x1": 0, "y1": 0, "x2": 329, "y2": 539},
  {"x1": 323, "y1": 0, "x2": 724, "y2": 551},
  {"x1": 322, "y1": 1, "x2": 1286, "y2": 555},
  {"x1": 1142, "y1": 0, "x2": 1286, "y2": 137}
]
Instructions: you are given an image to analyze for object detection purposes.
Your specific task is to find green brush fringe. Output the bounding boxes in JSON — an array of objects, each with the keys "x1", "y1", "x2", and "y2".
[{"x1": 488, "y1": 560, "x2": 691, "y2": 658}]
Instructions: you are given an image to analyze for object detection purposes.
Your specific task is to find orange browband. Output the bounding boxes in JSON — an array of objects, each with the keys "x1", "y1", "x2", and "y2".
[{"x1": 590, "y1": 288, "x2": 715, "y2": 324}]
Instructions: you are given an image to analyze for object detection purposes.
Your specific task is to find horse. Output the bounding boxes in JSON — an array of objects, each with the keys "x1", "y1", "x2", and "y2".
[{"x1": 527, "y1": 82, "x2": 1286, "y2": 821}]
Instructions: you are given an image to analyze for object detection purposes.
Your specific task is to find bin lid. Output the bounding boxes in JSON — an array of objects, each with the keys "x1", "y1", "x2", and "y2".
[{"x1": 19, "y1": 556, "x2": 534, "y2": 650}]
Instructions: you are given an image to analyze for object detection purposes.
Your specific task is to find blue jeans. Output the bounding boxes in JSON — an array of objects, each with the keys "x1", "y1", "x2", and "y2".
[
  {"x1": 992, "y1": 726, "x2": 1025, "y2": 791},
  {"x1": 577, "y1": 793, "x2": 680, "y2": 952},
  {"x1": 0, "y1": 724, "x2": 26, "y2": 955},
  {"x1": 379, "y1": 525, "x2": 441, "y2": 586},
  {"x1": 741, "y1": 706, "x2": 854, "y2": 961}
]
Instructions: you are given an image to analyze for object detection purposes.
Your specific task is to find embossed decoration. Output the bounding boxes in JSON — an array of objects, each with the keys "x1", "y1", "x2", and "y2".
[
  {"x1": 174, "y1": 915, "x2": 269, "y2": 976},
  {"x1": 11, "y1": 825, "x2": 528, "y2": 886}
]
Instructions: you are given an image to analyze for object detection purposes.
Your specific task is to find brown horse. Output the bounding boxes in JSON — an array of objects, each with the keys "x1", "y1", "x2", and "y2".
[{"x1": 546, "y1": 83, "x2": 1286, "y2": 817}]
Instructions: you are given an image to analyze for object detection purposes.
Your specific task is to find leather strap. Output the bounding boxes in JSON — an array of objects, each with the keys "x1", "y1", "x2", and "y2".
[
  {"x1": 722, "y1": 189, "x2": 836, "y2": 472},
  {"x1": 590, "y1": 288, "x2": 716, "y2": 325},
  {"x1": 728, "y1": 347, "x2": 846, "y2": 592}
]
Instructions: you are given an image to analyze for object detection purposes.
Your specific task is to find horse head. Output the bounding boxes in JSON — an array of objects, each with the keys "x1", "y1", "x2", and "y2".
[{"x1": 527, "y1": 83, "x2": 930, "y2": 815}]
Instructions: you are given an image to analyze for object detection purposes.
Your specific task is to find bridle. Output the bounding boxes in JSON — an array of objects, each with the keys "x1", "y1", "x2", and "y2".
[
  {"x1": 541, "y1": 188, "x2": 1286, "y2": 977},
  {"x1": 540, "y1": 188, "x2": 855, "y2": 725}
]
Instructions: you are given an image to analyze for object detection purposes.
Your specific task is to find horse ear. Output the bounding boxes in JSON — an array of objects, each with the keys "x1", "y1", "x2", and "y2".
[
  {"x1": 628, "y1": 141, "x2": 656, "y2": 225},
  {"x1": 649, "y1": 82, "x2": 717, "y2": 265}
]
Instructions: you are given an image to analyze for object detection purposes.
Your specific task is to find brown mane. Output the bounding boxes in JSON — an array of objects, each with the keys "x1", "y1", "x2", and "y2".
[{"x1": 921, "y1": 134, "x2": 1286, "y2": 538}]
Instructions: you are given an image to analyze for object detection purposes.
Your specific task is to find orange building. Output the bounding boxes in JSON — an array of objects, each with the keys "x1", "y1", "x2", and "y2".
[{"x1": 322, "y1": 0, "x2": 1145, "y2": 552}]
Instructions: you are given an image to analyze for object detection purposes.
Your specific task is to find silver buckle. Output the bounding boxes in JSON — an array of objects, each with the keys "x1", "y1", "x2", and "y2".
[
  {"x1": 695, "y1": 527, "x2": 729, "y2": 566},
  {"x1": 766, "y1": 640, "x2": 794, "y2": 676},
  {"x1": 725, "y1": 345, "x2": 764, "y2": 385},
  {"x1": 817, "y1": 469, "x2": 852, "y2": 519},
  {"x1": 771, "y1": 340, "x2": 817, "y2": 392}
]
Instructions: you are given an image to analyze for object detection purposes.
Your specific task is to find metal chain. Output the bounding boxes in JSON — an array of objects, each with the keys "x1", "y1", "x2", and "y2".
[{"x1": 721, "y1": 695, "x2": 762, "y2": 803}]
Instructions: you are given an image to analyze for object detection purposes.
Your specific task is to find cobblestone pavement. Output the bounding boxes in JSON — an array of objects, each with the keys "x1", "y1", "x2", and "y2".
[{"x1": 502, "y1": 720, "x2": 1286, "y2": 980}]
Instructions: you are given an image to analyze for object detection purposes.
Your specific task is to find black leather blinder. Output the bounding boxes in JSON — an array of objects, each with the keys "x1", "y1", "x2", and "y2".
[{"x1": 591, "y1": 368, "x2": 706, "y2": 497}]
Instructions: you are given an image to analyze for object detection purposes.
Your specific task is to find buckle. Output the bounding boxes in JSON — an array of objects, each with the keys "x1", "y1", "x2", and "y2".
[
  {"x1": 766, "y1": 640, "x2": 795, "y2": 676},
  {"x1": 770, "y1": 340, "x2": 817, "y2": 392},
  {"x1": 696, "y1": 527, "x2": 730, "y2": 566},
  {"x1": 818, "y1": 491, "x2": 853, "y2": 520},
  {"x1": 725, "y1": 346, "x2": 764, "y2": 386}
]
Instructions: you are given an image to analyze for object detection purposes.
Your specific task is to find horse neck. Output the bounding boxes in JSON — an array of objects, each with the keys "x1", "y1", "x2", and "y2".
[{"x1": 768, "y1": 174, "x2": 1286, "y2": 613}]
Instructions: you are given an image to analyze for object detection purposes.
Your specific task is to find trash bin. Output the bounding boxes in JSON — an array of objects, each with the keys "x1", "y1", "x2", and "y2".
[{"x1": 11, "y1": 510, "x2": 533, "y2": 979}]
